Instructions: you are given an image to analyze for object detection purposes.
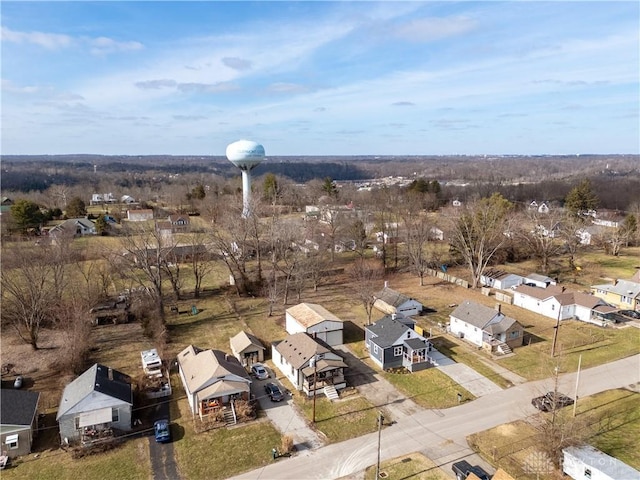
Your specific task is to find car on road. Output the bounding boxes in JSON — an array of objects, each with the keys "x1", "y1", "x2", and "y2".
[
  {"x1": 619, "y1": 310, "x2": 640, "y2": 319},
  {"x1": 532, "y1": 391, "x2": 574, "y2": 412},
  {"x1": 264, "y1": 382, "x2": 285, "y2": 402},
  {"x1": 451, "y1": 460, "x2": 491, "y2": 480},
  {"x1": 251, "y1": 363, "x2": 269, "y2": 380},
  {"x1": 154, "y1": 419, "x2": 171, "y2": 443},
  {"x1": 13, "y1": 376, "x2": 23, "y2": 389}
]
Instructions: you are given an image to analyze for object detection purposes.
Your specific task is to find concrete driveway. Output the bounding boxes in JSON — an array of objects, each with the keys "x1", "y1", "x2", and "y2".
[{"x1": 252, "y1": 366, "x2": 324, "y2": 452}]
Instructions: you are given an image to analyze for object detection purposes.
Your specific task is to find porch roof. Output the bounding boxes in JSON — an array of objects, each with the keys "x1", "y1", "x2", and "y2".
[
  {"x1": 196, "y1": 380, "x2": 250, "y2": 403},
  {"x1": 301, "y1": 358, "x2": 347, "y2": 377},
  {"x1": 404, "y1": 337, "x2": 429, "y2": 351}
]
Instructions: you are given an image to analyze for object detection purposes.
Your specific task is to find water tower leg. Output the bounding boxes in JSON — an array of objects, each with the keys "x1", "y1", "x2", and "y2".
[{"x1": 241, "y1": 170, "x2": 252, "y2": 218}]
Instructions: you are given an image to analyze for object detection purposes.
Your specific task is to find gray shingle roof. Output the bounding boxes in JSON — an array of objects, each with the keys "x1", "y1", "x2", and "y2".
[
  {"x1": 57, "y1": 364, "x2": 132, "y2": 419},
  {"x1": 451, "y1": 300, "x2": 520, "y2": 333},
  {"x1": 274, "y1": 333, "x2": 330, "y2": 369},
  {"x1": 367, "y1": 316, "x2": 411, "y2": 348},
  {"x1": 374, "y1": 287, "x2": 411, "y2": 308},
  {"x1": 1, "y1": 389, "x2": 40, "y2": 426}
]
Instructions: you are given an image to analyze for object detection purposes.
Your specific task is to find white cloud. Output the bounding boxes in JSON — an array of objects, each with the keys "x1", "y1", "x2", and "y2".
[
  {"x1": 391, "y1": 16, "x2": 477, "y2": 42},
  {"x1": 1, "y1": 26, "x2": 73, "y2": 50},
  {"x1": 89, "y1": 36, "x2": 144, "y2": 55}
]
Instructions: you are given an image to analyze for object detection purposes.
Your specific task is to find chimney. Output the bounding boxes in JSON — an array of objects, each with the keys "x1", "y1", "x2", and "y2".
[
  {"x1": 495, "y1": 304, "x2": 501, "y2": 314},
  {"x1": 384, "y1": 280, "x2": 388, "y2": 288},
  {"x1": 391, "y1": 313, "x2": 397, "y2": 320},
  {"x1": 562, "y1": 286, "x2": 566, "y2": 293},
  {"x1": 108, "y1": 368, "x2": 113, "y2": 381}
]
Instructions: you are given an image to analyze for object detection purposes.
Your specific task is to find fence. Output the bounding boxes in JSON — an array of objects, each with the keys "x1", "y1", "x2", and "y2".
[{"x1": 426, "y1": 268, "x2": 469, "y2": 289}]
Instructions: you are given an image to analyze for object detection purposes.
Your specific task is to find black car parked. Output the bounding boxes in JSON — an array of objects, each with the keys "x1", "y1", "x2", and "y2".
[
  {"x1": 451, "y1": 460, "x2": 491, "y2": 480},
  {"x1": 264, "y1": 382, "x2": 285, "y2": 402},
  {"x1": 531, "y1": 391, "x2": 574, "y2": 412}
]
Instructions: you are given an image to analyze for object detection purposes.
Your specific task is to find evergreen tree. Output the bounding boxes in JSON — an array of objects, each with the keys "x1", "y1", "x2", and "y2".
[
  {"x1": 10, "y1": 199, "x2": 44, "y2": 233},
  {"x1": 564, "y1": 179, "x2": 599, "y2": 215},
  {"x1": 65, "y1": 196, "x2": 87, "y2": 218}
]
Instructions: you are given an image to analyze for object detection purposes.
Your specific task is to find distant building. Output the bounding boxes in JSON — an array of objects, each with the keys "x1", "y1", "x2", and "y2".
[
  {"x1": 127, "y1": 209, "x2": 154, "y2": 222},
  {"x1": 563, "y1": 445, "x2": 639, "y2": 480}
]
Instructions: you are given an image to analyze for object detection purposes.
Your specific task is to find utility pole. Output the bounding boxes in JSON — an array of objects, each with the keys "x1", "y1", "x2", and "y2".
[
  {"x1": 375, "y1": 411, "x2": 384, "y2": 479},
  {"x1": 573, "y1": 354, "x2": 582, "y2": 417},
  {"x1": 311, "y1": 354, "x2": 323, "y2": 424},
  {"x1": 551, "y1": 303, "x2": 562, "y2": 357},
  {"x1": 551, "y1": 365, "x2": 560, "y2": 429}
]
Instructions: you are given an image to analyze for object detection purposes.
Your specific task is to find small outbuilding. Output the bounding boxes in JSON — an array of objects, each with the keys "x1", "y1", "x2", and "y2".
[
  {"x1": 285, "y1": 303, "x2": 344, "y2": 346},
  {"x1": 373, "y1": 287, "x2": 423, "y2": 317},
  {"x1": 230, "y1": 331, "x2": 265, "y2": 366},
  {"x1": 480, "y1": 269, "x2": 523, "y2": 290}
]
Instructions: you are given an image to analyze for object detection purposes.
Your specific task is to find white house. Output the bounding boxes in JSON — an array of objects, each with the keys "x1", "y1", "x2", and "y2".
[
  {"x1": 373, "y1": 286, "x2": 423, "y2": 317},
  {"x1": 513, "y1": 285, "x2": 614, "y2": 323},
  {"x1": 449, "y1": 301, "x2": 524, "y2": 353},
  {"x1": 563, "y1": 445, "x2": 639, "y2": 480},
  {"x1": 524, "y1": 273, "x2": 557, "y2": 288},
  {"x1": 127, "y1": 209, "x2": 154, "y2": 222},
  {"x1": 480, "y1": 269, "x2": 523, "y2": 290},
  {"x1": 285, "y1": 303, "x2": 344, "y2": 346},
  {"x1": 272, "y1": 333, "x2": 347, "y2": 397},
  {"x1": 176, "y1": 345, "x2": 251, "y2": 420}
]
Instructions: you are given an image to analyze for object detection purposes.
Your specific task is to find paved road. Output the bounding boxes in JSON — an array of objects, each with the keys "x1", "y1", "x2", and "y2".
[{"x1": 229, "y1": 354, "x2": 640, "y2": 480}]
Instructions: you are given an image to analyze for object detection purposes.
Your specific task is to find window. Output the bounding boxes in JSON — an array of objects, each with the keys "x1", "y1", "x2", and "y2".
[
  {"x1": 112, "y1": 408, "x2": 119, "y2": 423},
  {"x1": 5, "y1": 434, "x2": 18, "y2": 450},
  {"x1": 394, "y1": 346, "x2": 403, "y2": 357},
  {"x1": 510, "y1": 331, "x2": 520, "y2": 339},
  {"x1": 584, "y1": 468, "x2": 591, "y2": 479},
  {"x1": 75, "y1": 417, "x2": 80, "y2": 429},
  {"x1": 373, "y1": 344, "x2": 378, "y2": 354}
]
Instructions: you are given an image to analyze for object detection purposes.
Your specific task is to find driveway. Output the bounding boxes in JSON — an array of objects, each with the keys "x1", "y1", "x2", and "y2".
[
  {"x1": 148, "y1": 397, "x2": 181, "y2": 480},
  {"x1": 252, "y1": 367, "x2": 324, "y2": 452}
]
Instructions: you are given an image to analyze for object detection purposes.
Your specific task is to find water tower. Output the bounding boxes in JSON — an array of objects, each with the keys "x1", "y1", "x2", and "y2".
[{"x1": 226, "y1": 139, "x2": 265, "y2": 217}]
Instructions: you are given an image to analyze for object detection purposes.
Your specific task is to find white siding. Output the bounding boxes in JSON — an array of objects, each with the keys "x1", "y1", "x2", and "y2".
[{"x1": 449, "y1": 317, "x2": 484, "y2": 347}]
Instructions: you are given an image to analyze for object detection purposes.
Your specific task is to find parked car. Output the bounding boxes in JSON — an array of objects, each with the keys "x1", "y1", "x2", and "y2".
[
  {"x1": 451, "y1": 460, "x2": 491, "y2": 480},
  {"x1": 264, "y1": 382, "x2": 285, "y2": 402},
  {"x1": 531, "y1": 391, "x2": 574, "y2": 412},
  {"x1": 619, "y1": 310, "x2": 640, "y2": 319},
  {"x1": 251, "y1": 363, "x2": 269, "y2": 380},
  {"x1": 154, "y1": 419, "x2": 171, "y2": 443},
  {"x1": 13, "y1": 376, "x2": 23, "y2": 389}
]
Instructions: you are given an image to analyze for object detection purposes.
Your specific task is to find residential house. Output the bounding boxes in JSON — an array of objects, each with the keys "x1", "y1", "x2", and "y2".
[
  {"x1": 452, "y1": 199, "x2": 462, "y2": 207},
  {"x1": 563, "y1": 445, "x2": 639, "y2": 480},
  {"x1": 120, "y1": 195, "x2": 136, "y2": 204},
  {"x1": 591, "y1": 274, "x2": 640, "y2": 311},
  {"x1": 0, "y1": 197, "x2": 13, "y2": 216},
  {"x1": 373, "y1": 286, "x2": 423, "y2": 317},
  {"x1": 167, "y1": 214, "x2": 190, "y2": 233},
  {"x1": 177, "y1": 345, "x2": 251, "y2": 420},
  {"x1": 513, "y1": 285, "x2": 615, "y2": 324},
  {"x1": 49, "y1": 218, "x2": 97, "y2": 238},
  {"x1": 230, "y1": 331, "x2": 265, "y2": 367},
  {"x1": 1, "y1": 390, "x2": 40, "y2": 458},
  {"x1": 271, "y1": 333, "x2": 347, "y2": 397},
  {"x1": 429, "y1": 227, "x2": 444, "y2": 241},
  {"x1": 480, "y1": 269, "x2": 524, "y2": 290},
  {"x1": 126, "y1": 209, "x2": 154, "y2": 222},
  {"x1": 90, "y1": 193, "x2": 116, "y2": 205},
  {"x1": 56, "y1": 364, "x2": 133, "y2": 444},
  {"x1": 524, "y1": 273, "x2": 557, "y2": 288},
  {"x1": 449, "y1": 301, "x2": 524, "y2": 354},
  {"x1": 285, "y1": 303, "x2": 344, "y2": 346},
  {"x1": 365, "y1": 315, "x2": 434, "y2": 372}
]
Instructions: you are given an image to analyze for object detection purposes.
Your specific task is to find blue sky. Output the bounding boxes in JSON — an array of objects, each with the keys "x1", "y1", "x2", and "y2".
[{"x1": 2, "y1": 1, "x2": 638, "y2": 156}]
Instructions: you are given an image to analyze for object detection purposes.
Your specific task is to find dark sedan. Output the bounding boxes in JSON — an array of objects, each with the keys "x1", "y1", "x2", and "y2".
[
  {"x1": 532, "y1": 391, "x2": 574, "y2": 412},
  {"x1": 264, "y1": 382, "x2": 285, "y2": 402}
]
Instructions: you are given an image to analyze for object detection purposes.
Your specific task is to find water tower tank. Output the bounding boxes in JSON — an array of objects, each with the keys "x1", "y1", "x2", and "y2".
[{"x1": 226, "y1": 140, "x2": 265, "y2": 171}]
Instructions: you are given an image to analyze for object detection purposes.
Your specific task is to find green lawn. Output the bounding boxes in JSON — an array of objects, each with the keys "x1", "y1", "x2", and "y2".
[
  {"x1": 1, "y1": 438, "x2": 150, "y2": 480},
  {"x1": 382, "y1": 367, "x2": 474, "y2": 408}
]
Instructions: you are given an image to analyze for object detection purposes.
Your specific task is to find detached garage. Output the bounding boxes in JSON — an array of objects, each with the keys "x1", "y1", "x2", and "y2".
[{"x1": 285, "y1": 303, "x2": 344, "y2": 346}]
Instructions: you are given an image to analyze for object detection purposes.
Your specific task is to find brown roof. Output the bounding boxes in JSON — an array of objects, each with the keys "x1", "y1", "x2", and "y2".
[
  {"x1": 274, "y1": 333, "x2": 330, "y2": 369},
  {"x1": 513, "y1": 284, "x2": 566, "y2": 299},
  {"x1": 286, "y1": 303, "x2": 341, "y2": 328},
  {"x1": 491, "y1": 469, "x2": 515, "y2": 480},
  {"x1": 230, "y1": 331, "x2": 264, "y2": 353},
  {"x1": 177, "y1": 345, "x2": 250, "y2": 394}
]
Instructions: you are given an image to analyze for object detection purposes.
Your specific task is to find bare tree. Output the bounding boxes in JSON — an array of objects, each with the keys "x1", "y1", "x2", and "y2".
[
  {"x1": 449, "y1": 193, "x2": 513, "y2": 288},
  {"x1": 401, "y1": 204, "x2": 434, "y2": 286},
  {"x1": 348, "y1": 258, "x2": 384, "y2": 325},
  {"x1": 515, "y1": 209, "x2": 567, "y2": 273},
  {"x1": 183, "y1": 230, "x2": 217, "y2": 299},
  {"x1": 1, "y1": 241, "x2": 69, "y2": 349}
]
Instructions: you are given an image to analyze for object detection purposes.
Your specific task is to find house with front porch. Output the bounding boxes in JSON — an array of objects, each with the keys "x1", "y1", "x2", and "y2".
[
  {"x1": 177, "y1": 345, "x2": 252, "y2": 421},
  {"x1": 285, "y1": 303, "x2": 344, "y2": 346},
  {"x1": 449, "y1": 301, "x2": 524, "y2": 354},
  {"x1": 271, "y1": 333, "x2": 347, "y2": 398},
  {"x1": 365, "y1": 315, "x2": 434, "y2": 372},
  {"x1": 373, "y1": 286, "x2": 423, "y2": 317},
  {"x1": 56, "y1": 364, "x2": 133, "y2": 444}
]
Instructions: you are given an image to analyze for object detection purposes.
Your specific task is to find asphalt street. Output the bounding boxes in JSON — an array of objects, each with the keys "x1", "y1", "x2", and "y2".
[{"x1": 229, "y1": 354, "x2": 640, "y2": 480}]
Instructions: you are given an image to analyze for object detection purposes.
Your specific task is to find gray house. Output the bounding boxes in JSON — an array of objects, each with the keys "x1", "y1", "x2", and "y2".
[
  {"x1": 56, "y1": 364, "x2": 133, "y2": 444},
  {"x1": 1, "y1": 390, "x2": 40, "y2": 458},
  {"x1": 49, "y1": 218, "x2": 97, "y2": 237},
  {"x1": 365, "y1": 315, "x2": 433, "y2": 372}
]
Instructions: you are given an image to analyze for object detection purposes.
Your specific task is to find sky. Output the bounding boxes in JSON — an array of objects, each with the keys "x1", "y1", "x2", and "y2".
[{"x1": 1, "y1": 1, "x2": 639, "y2": 156}]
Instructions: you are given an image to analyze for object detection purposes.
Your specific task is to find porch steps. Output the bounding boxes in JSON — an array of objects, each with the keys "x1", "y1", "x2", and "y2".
[
  {"x1": 497, "y1": 342, "x2": 512, "y2": 355},
  {"x1": 323, "y1": 385, "x2": 339, "y2": 401},
  {"x1": 223, "y1": 408, "x2": 236, "y2": 426}
]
